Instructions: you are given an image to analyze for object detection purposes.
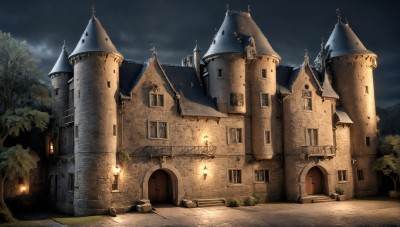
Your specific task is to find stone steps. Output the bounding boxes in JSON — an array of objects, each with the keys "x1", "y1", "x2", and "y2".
[
  {"x1": 196, "y1": 198, "x2": 226, "y2": 207},
  {"x1": 300, "y1": 195, "x2": 336, "y2": 204}
]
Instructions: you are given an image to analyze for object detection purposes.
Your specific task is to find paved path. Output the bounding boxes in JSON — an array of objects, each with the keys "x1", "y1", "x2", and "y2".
[{"x1": 94, "y1": 199, "x2": 400, "y2": 226}]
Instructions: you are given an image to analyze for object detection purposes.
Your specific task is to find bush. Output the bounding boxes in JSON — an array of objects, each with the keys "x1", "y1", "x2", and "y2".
[
  {"x1": 243, "y1": 197, "x2": 257, "y2": 206},
  {"x1": 253, "y1": 194, "x2": 261, "y2": 204},
  {"x1": 227, "y1": 198, "x2": 241, "y2": 207},
  {"x1": 335, "y1": 187, "x2": 344, "y2": 195}
]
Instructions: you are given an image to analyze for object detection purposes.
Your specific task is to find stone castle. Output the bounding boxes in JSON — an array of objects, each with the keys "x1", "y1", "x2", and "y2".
[{"x1": 44, "y1": 8, "x2": 378, "y2": 215}]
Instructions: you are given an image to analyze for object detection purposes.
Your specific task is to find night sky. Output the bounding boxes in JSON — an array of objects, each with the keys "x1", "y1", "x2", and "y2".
[{"x1": 1, "y1": 0, "x2": 399, "y2": 107}]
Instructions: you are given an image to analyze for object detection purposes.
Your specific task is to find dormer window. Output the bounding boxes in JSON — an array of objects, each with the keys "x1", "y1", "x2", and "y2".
[{"x1": 149, "y1": 86, "x2": 164, "y2": 108}]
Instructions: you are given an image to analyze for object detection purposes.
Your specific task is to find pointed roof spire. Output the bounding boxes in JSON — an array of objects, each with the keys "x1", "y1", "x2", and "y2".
[
  {"x1": 324, "y1": 10, "x2": 375, "y2": 59},
  {"x1": 150, "y1": 43, "x2": 156, "y2": 55},
  {"x1": 49, "y1": 42, "x2": 73, "y2": 76},
  {"x1": 91, "y1": 4, "x2": 96, "y2": 18},
  {"x1": 194, "y1": 40, "x2": 200, "y2": 52},
  {"x1": 226, "y1": 4, "x2": 230, "y2": 12},
  {"x1": 69, "y1": 9, "x2": 123, "y2": 59},
  {"x1": 248, "y1": 5, "x2": 251, "y2": 14},
  {"x1": 304, "y1": 49, "x2": 310, "y2": 64},
  {"x1": 321, "y1": 72, "x2": 339, "y2": 99}
]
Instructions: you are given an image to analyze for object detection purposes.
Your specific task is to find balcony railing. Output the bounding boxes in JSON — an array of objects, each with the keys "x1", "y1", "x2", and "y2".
[
  {"x1": 63, "y1": 108, "x2": 74, "y2": 125},
  {"x1": 134, "y1": 145, "x2": 216, "y2": 158},
  {"x1": 300, "y1": 145, "x2": 336, "y2": 159}
]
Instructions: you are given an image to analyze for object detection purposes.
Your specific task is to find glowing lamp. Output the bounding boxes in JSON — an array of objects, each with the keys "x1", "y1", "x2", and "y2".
[
  {"x1": 203, "y1": 166, "x2": 208, "y2": 179},
  {"x1": 49, "y1": 141, "x2": 54, "y2": 154},
  {"x1": 21, "y1": 186, "x2": 26, "y2": 194},
  {"x1": 114, "y1": 166, "x2": 121, "y2": 175},
  {"x1": 204, "y1": 134, "x2": 209, "y2": 146}
]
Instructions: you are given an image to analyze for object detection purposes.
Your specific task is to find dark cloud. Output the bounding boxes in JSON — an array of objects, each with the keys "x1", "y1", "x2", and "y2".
[{"x1": 0, "y1": 0, "x2": 399, "y2": 107}]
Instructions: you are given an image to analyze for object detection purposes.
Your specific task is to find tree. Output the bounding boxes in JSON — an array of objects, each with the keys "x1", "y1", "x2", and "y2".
[
  {"x1": 0, "y1": 31, "x2": 50, "y2": 222},
  {"x1": 374, "y1": 135, "x2": 400, "y2": 192}
]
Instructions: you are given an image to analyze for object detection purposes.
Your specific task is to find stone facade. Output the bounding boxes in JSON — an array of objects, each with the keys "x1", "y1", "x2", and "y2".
[{"x1": 44, "y1": 10, "x2": 379, "y2": 216}]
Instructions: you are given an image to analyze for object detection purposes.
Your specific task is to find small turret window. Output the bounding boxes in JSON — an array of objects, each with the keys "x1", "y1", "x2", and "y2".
[
  {"x1": 365, "y1": 86, "x2": 369, "y2": 94},
  {"x1": 261, "y1": 93, "x2": 269, "y2": 107},
  {"x1": 262, "y1": 69, "x2": 267, "y2": 78},
  {"x1": 265, "y1": 130, "x2": 271, "y2": 144},
  {"x1": 75, "y1": 125, "x2": 79, "y2": 139},
  {"x1": 55, "y1": 88, "x2": 59, "y2": 96},
  {"x1": 113, "y1": 125, "x2": 116, "y2": 136},
  {"x1": 107, "y1": 81, "x2": 111, "y2": 88},
  {"x1": 68, "y1": 173, "x2": 74, "y2": 192},
  {"x1": 218, "y1": 69, "x2": 222, "y2": 78},
  {"x1": 366, "y1": 137, "x2": 370, "y2": 146},
  {"x1": 230, "y1": 93, "x2": 244, "y2": 107}
]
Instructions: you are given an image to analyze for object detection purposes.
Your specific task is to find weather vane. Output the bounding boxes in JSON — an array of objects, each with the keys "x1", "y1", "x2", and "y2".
[
  {"x1": 248, "y1": 5, "x2": 251, "y2": 13},
  {"x1": 336, "y1": 8, "x2": 341, "y2": 22},
  {"x1": 305, "y1": 49, "x2": 309, "y2": 58},
  {"x1": 91, "y1": 5, "x2": 96, "y2": 17},
  {"x1": 63, "y1": 40, "x2": 66, "y2": 50},
  {"x1": 150, "y1": 43, "x2": 156, "y2": 55}
]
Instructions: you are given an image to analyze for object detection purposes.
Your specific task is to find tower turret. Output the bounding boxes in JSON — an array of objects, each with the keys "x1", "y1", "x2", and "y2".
[
  {"x1": 193, "y1": 42, "x2": 202, "y2": 85},
  {"x1": 68, "y1": 10, "x2": 124, "y2": 216},
  {"x1": 203, "y1": 10, "x2": 280, "y2": 160},
  {"x1": 325, "y1": 12, "x2": 378, "y2": 196}
]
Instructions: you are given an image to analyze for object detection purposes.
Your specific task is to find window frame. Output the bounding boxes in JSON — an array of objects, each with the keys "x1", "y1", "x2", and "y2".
[
  {"x1": 306, "y1": 128, "x2": 318, "y2": 146},
  {"x1": 261, "y1": 69, "x2": 267, "y2": 79},
  {"x1": 337, "y1": 170, "x2": 348, "y2": 182},
  {"x1": 148, "y1": 120, "x2": 169, "y2": 140},
  {"x1": 112, "y1": 175, "x2": 119, "y2": 191},
  {"x1": 68, "y1": 173, "x2": 74, "y2": 192},
  {"x1": 357, "y1": 169, "x2": 365, "y2": 181},
  {"x1": 227, "y1": 127, "x2": 243, "y2": 144},
  {"x1": 302, "y1": 90, "x2": 312, "y2": 110},
  {"x1": 264, "y1": 130, "x2": 271, "y2": 144},
  {"x1": 228, "y1": 169, "x2": 242, "y2": 185},
  {"x1": 218, "y1": 69, "x2": 222, "y2": 78},
  {"x1": 254, "y1": 169, "x2": 270, "y2": 183},
  {"x1": 260, "y1": 93, "x2": 270, "y2": 107},
  {"x1": 149, "y1": 92, "x2": 165, "y2": 108},
  {"x1": 366, "y1": 136, "x2": 371, "y2": 147}
]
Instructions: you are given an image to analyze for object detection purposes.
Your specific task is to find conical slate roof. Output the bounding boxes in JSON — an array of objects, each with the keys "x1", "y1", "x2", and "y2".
[
  {"x1": 203, "y1": 11, "x2": 280, "y2": 60},
  {"x1": 325, "y1": 21, "x2": 375, "y2": 59},
  {"x1": 69, "y1": 15, "x2": 122, "y2": 58},
  {"x1": 48, "y1": 44, "x2": 73, "y2": 76}
]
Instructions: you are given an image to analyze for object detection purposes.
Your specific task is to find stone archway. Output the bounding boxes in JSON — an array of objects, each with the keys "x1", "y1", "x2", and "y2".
[
  {"x1": 148, "y1": 169, "x2": 171, "y2": 204},
  {"x1": 142, "y1": 163, "x2": 183, "y2": 205},
  {"x1": 299, "y1": 162, "x2": 334, "y2": 198}
]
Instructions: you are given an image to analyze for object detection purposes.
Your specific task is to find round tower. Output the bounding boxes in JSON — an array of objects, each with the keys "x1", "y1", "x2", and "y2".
[
  {"x1": 68, "y1": 12, "x2": 124, "y2": 216},
  {"x1": 48, "y1": 42, "x2": 73, "y2": 127},
  {"x1": 325, "y1": 16, "x2": 378, "y2": 196}
]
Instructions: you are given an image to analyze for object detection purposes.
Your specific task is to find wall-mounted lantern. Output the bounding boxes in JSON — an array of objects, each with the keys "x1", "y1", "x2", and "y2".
[
  {"x1": 21, "y1": 185, "x2": 26, "y2": 194},
  {"x1": 203, "y1": 165, "x2": 208, "y2": 179},
  {"x1": 49, "y1": 140, "x2": 54, "y2": 155},
  {"x1": 204, "y1": 134, "x2": 209, "y2": 147},
  {"x1": 114, "y1": 165, "x2": 121, "y2": 175}
]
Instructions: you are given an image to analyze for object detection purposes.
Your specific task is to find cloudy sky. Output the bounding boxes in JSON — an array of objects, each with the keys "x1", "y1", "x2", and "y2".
[{"x1": 1, "y1": 0, "x2": 399, "y2": 107}]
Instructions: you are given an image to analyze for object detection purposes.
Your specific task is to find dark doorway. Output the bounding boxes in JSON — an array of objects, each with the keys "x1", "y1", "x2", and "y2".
[
  {"x1": 306, "y1": 167, "x2": 324, "y2": 195},
  {"x1": 148, "y1": 169, "x2": 171, "y2": 204}
]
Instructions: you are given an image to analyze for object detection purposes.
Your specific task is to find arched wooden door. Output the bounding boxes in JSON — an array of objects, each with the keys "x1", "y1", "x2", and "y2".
[
  {"x1": 148, "y1": 170, "x2": 170, "y2": 204},
  {"x1": 306, "y1": 167, "x2": 323, "y2": 195}
]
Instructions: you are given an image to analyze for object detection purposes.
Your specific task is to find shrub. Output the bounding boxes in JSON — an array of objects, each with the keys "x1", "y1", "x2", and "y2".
[
  {"x1": 244, "y1": 196, "x2": 257, "y2": 206},
  {"x1": 227, "y1": 198, "x2": 241, "y2": 207},
  {"x1": 335, "y1": 187, "x2": 344, "y2": 195},
  {"x1": 253, "y1": 194, "x2": 261, "y2": 204}
]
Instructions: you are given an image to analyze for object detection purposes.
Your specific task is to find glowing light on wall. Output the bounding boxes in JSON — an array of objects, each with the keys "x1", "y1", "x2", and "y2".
[
  {"x1": 203, "y1": 165, "x2": 208, "y2": 179},
  {"x1": 49, "y1": 140, "x2": 54, "y2": 154}
]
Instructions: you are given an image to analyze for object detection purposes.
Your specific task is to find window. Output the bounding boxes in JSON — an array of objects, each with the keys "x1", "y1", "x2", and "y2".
[
  {"x1": 261, "y1": 93, "x2": 269, "y2": 107},
  {"x1": 55, "y1": 88, "x2": 59, "y2": 96},
  {"x1": 302, "y1": 90, "x2": 312, "y2": 110},
  {"x1": 228, "y1": 128, "x2": 242, "y2": 144},
  {"x1": 228, "y1": 169, "x2": 242, "y2": 184},
  {"x1": 149, "y1": 121, "x2": 168, "y2": 139},
  {"x1": 230, "y1": 93, "x2": 244, "y2": 107},
  {"x1": 366, "y1": 137, "x2": 370, "y2": 146},
  {"x1": 112, "y1": 175, "x2": 119, "y2": 191},
  {"x1": 150, "y1": 93, "x2": 164, "y2": 107},
  {"x1": 306, "y1": 129, "x2": 318, "y2": 145},
  {"x1": 218, "y1": 69, "x2": 222, "y2": 78},
  {"x1": 262, "y1": 69, "x2": 267, "y2": 78},
  {"x1": 78, "y1": 90, "x2": 80, "y2": 98},
  {"x1": 68, "y1": 173, "x2": 74, "y2": 191},
  {"x1": 113, "y1": 125, "x2": 117, "y2": 136},
  {"x1": 265, "y1": 130, "x2": 271, "y2": 144},
  {"x1": 107, "y1": 81, "x2": 111, "y2": 88},
  {"x1": 255, "y1": 170, "x2": 269, "y2": 183},
  {"x1": 365, "y1": 86, "x2": 369, "y2": 94},
  {"x1": 357, "y1": 169, "x2": 365, "y2": 181},
  {"x1": 75, "y1": 125, "x2": 79, "y2": 139},
  {"x1": 338, "y1": 170, "x2": 347, "y2": 182}
]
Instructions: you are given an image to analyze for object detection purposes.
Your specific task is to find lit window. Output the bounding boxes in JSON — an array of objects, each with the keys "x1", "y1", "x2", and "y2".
[
  {"x1": 49, "y1": 138, "x2": 54, "y2": 155},
  {"x1": 230, "y1": 93, "x2": 244, "y2": 107},
  {"x1": 261, "y1": 93, "x2": 269, "y2": 107},
  {"x1": 68, "y1": 173, "x2": 74, "y2": 191},
  {"x1": 338, "y1": 170, "x2": 347, "y2": 182},
  {"x1": 228, "y1": 128, "x2": 242, "y2": 144},
  {"x1": 302, "y1": 90, "x2": 312, "y2": 110},
  {"x1": 357, "y1": 169, "x2": 365, "y2": 181},
  {"x1": 265, "y1": 131, "x2": 271, "y2": 144},
  {"x1": 366, "y1": 137, "x2": 370, "y2": 146},
  {"x1": 149, "y1": 121, "x2": 168, "y2": 139},
  {"x1": 112, "y1": 175, "x2": 119, "y2": 191},
  {"x1": 150, "y1": 93, "x2": 164, "y2": 107},
  {"x1": 306, "y1": 129, "x2": 318, "y2": 145},
  {"x1": 255, "y1": 170, "x2": 269, "y2": 183},
  {"x1": 228, "y1": 169, "x2": 242, "y2": 184},
  {"x1": 262, "y1": 69, "x2": 267, "y2": 78}
]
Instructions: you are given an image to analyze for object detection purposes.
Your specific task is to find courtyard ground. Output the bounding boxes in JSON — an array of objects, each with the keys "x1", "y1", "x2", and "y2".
[{"x1": 1, "y1": 197, "x2": 399, "y2": 226}]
